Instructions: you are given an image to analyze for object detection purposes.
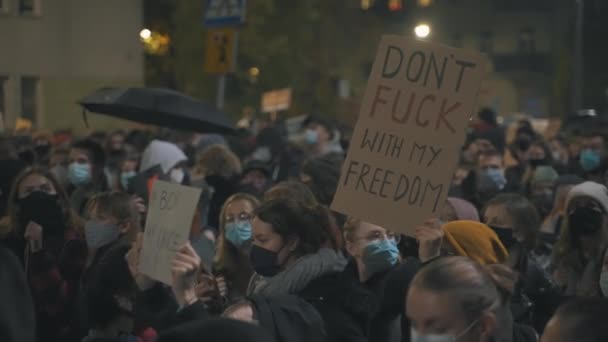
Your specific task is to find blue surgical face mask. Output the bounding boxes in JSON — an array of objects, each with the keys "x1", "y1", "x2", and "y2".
[
  {"x1": 483, "y1": 168, "x2": 506, "y2": 190},
  {"x1": 120, "y1": 171, "x2": 137, "y2": 189},
  {"x1": 84, "y1": 220, "x2": 120, "y2": 249},
  {"x1": 580, "y1": 149, "x2": 601, "y2": 172},
  {"x1": 363, "y1": 238, "x2": 399, "y2": 276},
  {"x1": 68, "y1": 162, "x2": 92, "y2": 186},
  {"x1": 225, "y1": 220, "x2": 252, "y2": 247},
  {"x1": 304, "y1": 129, "x2": 319, "y2": 145}
]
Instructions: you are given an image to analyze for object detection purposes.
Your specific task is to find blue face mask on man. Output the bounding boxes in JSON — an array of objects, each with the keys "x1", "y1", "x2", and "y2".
[
  {"x1": 363, "y1": 238, "x2": 400, "y2": 276},
  {"x1": 483, "y1": 168, "x2": 506, "y2": 190},
  {"x1": 120, "y1": 171, "x2": 137, "y2": 190},
  {"x1": 305, "y1": 129, "x2": 319, "y2": 145},
  {"x1": 225, "y1": 220, "x2": 252, "y2": 247},
  {"x1": 580, "y1": 149, "x2": 601, "y2": 172},
  {"x1": 68, "y1": 162, "x2": 92, "y2": 186}
]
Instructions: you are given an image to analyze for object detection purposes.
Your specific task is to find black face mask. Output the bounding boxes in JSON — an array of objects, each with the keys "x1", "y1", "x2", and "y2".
[
  {"x1": 569, "y1": 206, "x2": 603, "y2": 239},
  {"x1": 34, "y1": 145, "x2": 51, "y2": 158},
  {"x1": 528, "y1": 158, "x2": 547, "y2": 168},
  {"x1": 249, "y1": 244, "x2": 283, "y2": 277},
  {"x1": 489, "y1": 225, "x2": 517, "y2": 250},
  {"x1": 18, "y1": 191, "x2": 65, "y2": 236},
  {"x1": 531, "y1": 191, "x2": 554, "y2": 219}
]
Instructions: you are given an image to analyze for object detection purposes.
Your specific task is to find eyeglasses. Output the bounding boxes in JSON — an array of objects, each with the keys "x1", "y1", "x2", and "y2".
[
  {"x1": 356, "y1": 231, "x2": 401, "y2": 244},
  {"x1": 225, "y1": 212, "x2": 253, "y2": 224}
]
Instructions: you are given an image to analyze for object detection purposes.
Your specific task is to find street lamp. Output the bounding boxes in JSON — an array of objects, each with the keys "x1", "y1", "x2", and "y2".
[
  {"x1": 140, "y1": 28, "x2": 152, "y2": 40},
  {"x1": 414, "y1": 24, "x2": 431, "y2": 39}
]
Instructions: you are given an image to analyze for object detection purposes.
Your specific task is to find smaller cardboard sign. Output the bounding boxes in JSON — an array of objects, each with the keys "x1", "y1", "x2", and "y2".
[
  {"x1": 204, "y1": 28, "x2": 238, "y2": 74},
  {"x1": 331, "y1": 35, "x2": 486, "y2": 236},
  {"x1": 140, "y1": 180, "x2": 202, "y2": 285},
  {"x1": 261, "y1": 88, "x2": 292, "y2": 113}
]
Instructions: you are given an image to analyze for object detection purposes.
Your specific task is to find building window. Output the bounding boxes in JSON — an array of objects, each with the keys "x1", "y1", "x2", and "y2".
[
  {"x1": 518, "y1": 28, "x2": 536, "y2": 53},
  {"x1": 452, "y1": 34, "x2": 463, "y2": 48},
  {"x1": 0, "y1": 0, "x2": 9, "y2": 13},
  {"x1": 21, "y1": 77, "x2": 38, "y2": 123},
  {"x1": 0, "y1": 76, "x2": 7, "y2": 130},
  {"x1": 19, "y1": 0, "x2": 40, "y2": 16},
  {"x1": 479, "y1": 31, "x2": 493, "y2": 54}
]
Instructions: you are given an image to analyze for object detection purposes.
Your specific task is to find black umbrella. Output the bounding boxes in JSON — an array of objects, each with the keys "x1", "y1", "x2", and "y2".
[{"x1": 79, "y1": 87, "x2": 234, "y2": 134}]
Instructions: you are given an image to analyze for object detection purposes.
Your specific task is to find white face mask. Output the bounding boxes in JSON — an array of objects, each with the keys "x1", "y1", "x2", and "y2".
[
  {"x1": 600, "y1": 271, "x2": 608, "y2": 297},
  {"x1": 411, "y1": 328, "x2": 456, "y2": 342},
  {"x1": 170, "y1": 168, "x2": 185, "y2": 184},
  {"x1": 411, "y1": 317, "x2": 480, "y2": 342}
]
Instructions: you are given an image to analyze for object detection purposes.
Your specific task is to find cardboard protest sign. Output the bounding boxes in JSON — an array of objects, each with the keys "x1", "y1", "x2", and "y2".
[
  {"x1": 140, "y1": 180, "x2": 202, "y2": 285},
  {"x1": 331, "y1": 35, "x2": 486, "y2": 236}
]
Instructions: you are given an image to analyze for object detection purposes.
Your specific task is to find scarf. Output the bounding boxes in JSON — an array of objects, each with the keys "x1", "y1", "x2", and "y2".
[{"x1": 253, "y1": 248, "x2": 347, "y2": 296}]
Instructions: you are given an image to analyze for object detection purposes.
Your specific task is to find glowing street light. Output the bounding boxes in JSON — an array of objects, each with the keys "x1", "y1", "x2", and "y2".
[
  {"x1": 414, "y1": 24, "x2": 431, "y2": 39},
  {"x1": 139, "y1": 28, "x2": 152, "y2": 40}
]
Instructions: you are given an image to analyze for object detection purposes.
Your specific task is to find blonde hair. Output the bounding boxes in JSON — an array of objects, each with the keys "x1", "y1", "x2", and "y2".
[
  {"x1": 214, "y1": 193, "x2": 260, "y2": 268},
  {"x1": 195, "y1": 145, "x2": 241, "y2": 179},
  {"x1": 343, "y1": 217, "x2": 362, "y2": 243}
]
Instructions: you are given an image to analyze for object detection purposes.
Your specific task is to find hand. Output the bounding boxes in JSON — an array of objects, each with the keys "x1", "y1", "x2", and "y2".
[
  {"x1": 24, "y1": 221, "x2": 43, "y2": 252},
  {"x1": 415, "y1": 219, "x2": 444, "y2": 263},
  {"x1": 171, "y1": 242, "x2": 201, "y2": 307},
  {"x1": 130, "y1": 195, "x2": 147, "y2": 214},
  {"x1": 126, "y1": 233, "x2": 154, "y2": 290},
  {"x1": 215, "y1": 276, "x2": 228, "y2": 298},
  {"x1": 195, "y1": 274, "x2": 218, "y2": 303}
]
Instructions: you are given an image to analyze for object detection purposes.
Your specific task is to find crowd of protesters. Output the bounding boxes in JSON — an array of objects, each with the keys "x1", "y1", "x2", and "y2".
[{"x1": 1, "y1": 110, "x2": 608, "y2": 342}]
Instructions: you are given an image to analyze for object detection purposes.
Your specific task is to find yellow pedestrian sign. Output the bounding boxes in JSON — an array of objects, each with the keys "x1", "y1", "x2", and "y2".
[{"x1": 204, "y1": 28, "x2": 238, "y2": 74}]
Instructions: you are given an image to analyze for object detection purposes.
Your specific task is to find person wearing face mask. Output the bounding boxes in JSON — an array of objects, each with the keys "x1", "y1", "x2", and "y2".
[
  {"x1": 406, "y1": 257, "x2": 537, "y2": 342},
  {"x1": 212, "y1": 193, "x2": 260, "y2": 302},
  {"x1": 248, "y1": 199, "x2": 375, "y2": 342},
  {"x1": 0, "y1": 167, "x2": 86, "y2": 342},
  {"x1": 343, "y1": 219, "x2": 420, "y2": 342},
  {"x1": 539, "y1": 175, "x2": 584, "y2": 242},
  {"x1": 130, "y1": 140, "x2": 188, "y2": 205},
  {"x1": 552, "y1": 181, "x2": 608, "y2": 297},
  {"x1": 484, "y1": 194, "x2": 559, "y2": 331},
  {"x1": 575, "y1": 133, "x2": 607, "y2": 182},
  {"x1": 302, "y1": 116, "x2": 344, "y2": 158},
  {"x1": 460, "y1": 150, "x2": 507, "y2": 211},
  {"x1": 117, "y1": 155, "x2": 140, "y2": 192},
  {"x1": 238, "y1": 160, "x2": 273, "y2": 198},
  {"x1": 194, "y1": 144, "x2": 241, "y2": 231},
  {"x1": 527, "y1": 166, "x2": 559, "y2": 220},
  {"x1": 549, "y1": 136, "x2": 570, "y2": 170},
  {"x1": 68, "y1": 139, "x2": 110, "y2": 215},
  {"x1": 81, "y1": 192, "x2": 140, "y2": 287}
]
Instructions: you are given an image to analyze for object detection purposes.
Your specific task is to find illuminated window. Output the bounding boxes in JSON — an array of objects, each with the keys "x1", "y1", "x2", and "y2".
[
  {"x1": 418, "y1": 0, "x2": 432, "y2": 7},
  {"x1": 19, "y1": 0, "x2": 40, "y2": 16},
  {"x1": 21, "y1": 77, "x2": 39, "y2": 123}
]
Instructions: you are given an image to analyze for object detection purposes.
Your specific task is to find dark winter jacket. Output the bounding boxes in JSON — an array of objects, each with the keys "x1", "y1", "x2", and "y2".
[{"x1": 0, "y1": 246, "x2": 36, "y2": 342}]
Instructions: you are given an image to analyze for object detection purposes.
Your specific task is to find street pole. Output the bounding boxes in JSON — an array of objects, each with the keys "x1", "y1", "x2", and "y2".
[
  {"x1": 217, "y1": 74, "x2": 226, "y2": 110},
  {"x1": 572, "y1": 0, "x2": 584, "y2": 114}
]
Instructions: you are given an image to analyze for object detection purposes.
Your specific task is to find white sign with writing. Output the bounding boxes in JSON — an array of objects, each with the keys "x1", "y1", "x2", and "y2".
[{"x1": 140, "y1": 180, "x2": 202, "y2": 285}]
